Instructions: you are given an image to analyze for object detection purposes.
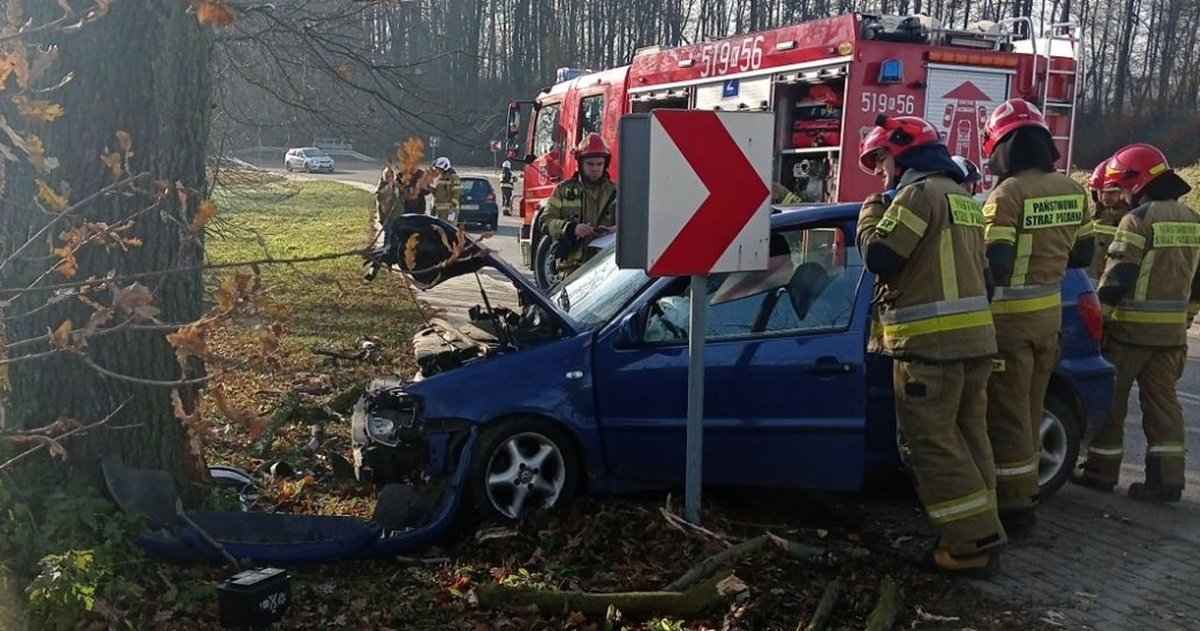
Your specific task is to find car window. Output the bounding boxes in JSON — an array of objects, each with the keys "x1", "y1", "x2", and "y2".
[
  {"x1": 642, "y1": 225, "x2": 863, "y2": 343},
  {"x1": 462, "y1": 179, "x2": 491, "y2": 197},
  {"x1": 302, "y1": 149, "x2": 327, "y2": 158}
]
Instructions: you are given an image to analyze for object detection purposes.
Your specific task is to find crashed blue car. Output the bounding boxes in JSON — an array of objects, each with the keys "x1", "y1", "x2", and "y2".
[{"x1": 352, "y1": 209, "x2": 1115, "y2": 524}]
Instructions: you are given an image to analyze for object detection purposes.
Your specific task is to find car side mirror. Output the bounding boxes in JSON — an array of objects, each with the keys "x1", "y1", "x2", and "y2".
[{"x1": 612, "y1": 310, "x2": 643, "y2": 349}]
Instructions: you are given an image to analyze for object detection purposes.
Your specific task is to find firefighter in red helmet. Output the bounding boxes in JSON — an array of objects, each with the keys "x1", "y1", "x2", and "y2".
[
  {"x1": 1074, "y1": 143, "x2": 1199, "y2": 503},
  {"x1": 543, "y1": 133, "x2": 618, "y2": 280},
  {"x1": 1085, "y1": 159, "x2": 1131, "y2": 281},
  {"x1": 856, "y1": 114, "x2": 1004, "y2": 576},
  {"x1": 979, "y1": 98, "x2": 1095, "y2": 536}
]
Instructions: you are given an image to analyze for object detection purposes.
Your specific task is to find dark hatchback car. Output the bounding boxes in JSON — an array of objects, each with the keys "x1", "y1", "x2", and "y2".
[
  {"x1": 457, "y1": 177, "x2": 500, "y2": 231},
  {"x1": 351, "y1": 208, "x2": 1116, "y2": 523}
]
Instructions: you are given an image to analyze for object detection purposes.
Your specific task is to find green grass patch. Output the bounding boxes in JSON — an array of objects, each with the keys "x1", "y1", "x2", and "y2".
[{"x1": 208, "y1": 179, "x2": 421, "y2": 359}]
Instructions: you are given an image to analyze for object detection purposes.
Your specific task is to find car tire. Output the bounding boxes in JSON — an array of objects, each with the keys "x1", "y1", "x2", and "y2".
[
  {"x1": 285, "y1": 164, "x2": 293, "y2": 172},
  {"x1": 466, "y1": 417, "x2": 580, "y2": 523},
  {"x1": 533, "y1": 233, "x2": 557, "y2": 291},
  {"x1": 1038, "y1": 395, "x2": 1081, "y2": 499}
]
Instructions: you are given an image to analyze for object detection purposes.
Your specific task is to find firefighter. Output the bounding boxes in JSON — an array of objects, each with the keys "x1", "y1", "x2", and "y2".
[
  {"x1": 431, "y1": 156, "x2": 462, "y2": 222},
  {"x1": 856, "y1": 115, "x2": 1004, "y2": 576},
  {"x1": 500, "y1": 160, "x2": 516, "y2": 215},
  {"x1": 543, "y1": 133, "x2": 617, "y2": 279},
  {"x1": 980, "y1": 98, "x2": 1095, "y2": 535},
  {"x1": 1073, "y1": 143, "x2": 1199, "y2": 502},
  {"x1": 1085, "y1": 159, "x2": 1132, "y2": 281}
]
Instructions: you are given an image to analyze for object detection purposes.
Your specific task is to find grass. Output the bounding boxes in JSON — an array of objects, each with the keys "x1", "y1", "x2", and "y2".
[{"x1": 202, "y1": 179, "x2": 425, "y2": 508}]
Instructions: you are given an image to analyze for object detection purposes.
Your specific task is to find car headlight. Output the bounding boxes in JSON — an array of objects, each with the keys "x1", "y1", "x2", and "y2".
[{"x1": 366, "y1": 416, "x2": 395, "y2": 442}]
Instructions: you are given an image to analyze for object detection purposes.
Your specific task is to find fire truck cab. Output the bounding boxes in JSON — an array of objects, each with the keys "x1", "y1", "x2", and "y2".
[{"x1": 506, "y1": 13, "x2": 1080, "y2": 288}]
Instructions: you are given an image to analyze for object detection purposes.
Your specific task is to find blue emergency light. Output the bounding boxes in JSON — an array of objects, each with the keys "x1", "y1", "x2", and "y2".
[{"x1": 879, "y1": 59, "x2": 903, "y2": 84}]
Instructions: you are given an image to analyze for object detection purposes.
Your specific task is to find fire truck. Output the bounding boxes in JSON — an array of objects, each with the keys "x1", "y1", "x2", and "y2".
[{"x1": 504, "y1": 13, "x2": 1081, "y2": 288}]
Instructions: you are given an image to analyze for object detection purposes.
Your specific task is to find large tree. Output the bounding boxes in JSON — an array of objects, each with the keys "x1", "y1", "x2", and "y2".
[{"x1": 0, "y1": 0, "x2": 215, "y2": 489}]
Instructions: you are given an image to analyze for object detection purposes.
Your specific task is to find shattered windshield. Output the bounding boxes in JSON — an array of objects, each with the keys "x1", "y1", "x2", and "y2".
[{"x1": 548, "y1": 248, "x2": 650, "y2": 331}]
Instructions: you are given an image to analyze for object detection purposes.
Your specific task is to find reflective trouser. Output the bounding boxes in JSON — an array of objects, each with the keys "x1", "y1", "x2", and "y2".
[
  {"x1": 434, "y1": 204, "x2": 456, "y2": 222},
  {"x1": 986, "y1": 330, "x2": 1059, "y2": 511},
  {"x1": 1083, "y1": 339, "x2": 1187, "y2": 487},
  {"x1": 895, "y1": 357, "x2": 1007, "y2": 555}
]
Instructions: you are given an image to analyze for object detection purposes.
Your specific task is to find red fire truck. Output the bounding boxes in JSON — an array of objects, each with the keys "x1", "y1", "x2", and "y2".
[{"x1": 504, "y1": 13, "x2": 1081, "y2": 287}]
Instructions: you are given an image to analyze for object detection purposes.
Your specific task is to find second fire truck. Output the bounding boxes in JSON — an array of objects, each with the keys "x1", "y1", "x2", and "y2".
[{"x1": 505, "y1": 13, "x2": 1081, "y2": 288}]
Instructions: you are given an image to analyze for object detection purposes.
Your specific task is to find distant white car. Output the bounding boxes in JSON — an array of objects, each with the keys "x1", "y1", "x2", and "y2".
[{"x1": 284, "y1": 147, "x2": 336, "y2": 173}]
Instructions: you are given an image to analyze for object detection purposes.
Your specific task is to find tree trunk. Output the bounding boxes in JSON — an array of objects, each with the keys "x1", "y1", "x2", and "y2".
[{"x1": 1, "y1": 0, "x2": 213, "y2": 492}]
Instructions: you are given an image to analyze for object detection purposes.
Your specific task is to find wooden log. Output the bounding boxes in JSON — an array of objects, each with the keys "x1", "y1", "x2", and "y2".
[
  {"x1": 664, "y1": 534, "x2": 769, "y2": 591},
  {"x1": 477, "y1": 570, "x2": 743, "y2": 618},
  {"x1": 865, "y1": 576, "x2": 902, "y2": 631},
  {"x1": 801, "y1": 579, "x2": 841, "y2": 631}
]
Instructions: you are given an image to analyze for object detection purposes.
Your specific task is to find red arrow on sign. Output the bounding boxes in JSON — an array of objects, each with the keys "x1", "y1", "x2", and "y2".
[{"x1": 650, "y1": 111, "x2": 769, "y2": 276}]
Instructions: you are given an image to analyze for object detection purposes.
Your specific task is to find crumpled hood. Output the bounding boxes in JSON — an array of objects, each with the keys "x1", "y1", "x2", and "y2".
[{"x1": 367, "y1": 214, "x2": 578, "y2": 331}]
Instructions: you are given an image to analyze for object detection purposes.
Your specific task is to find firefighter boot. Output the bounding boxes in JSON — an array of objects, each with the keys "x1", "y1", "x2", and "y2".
[
  {"x1": 1127, "y1": 483, "x2": 1183, "y2": 503},
  {"x1": 1128, "y1": 459, "x2": 1183, "y2": 503},
  {"x1": 924, "y1": 546, "x2": 1001, "y2": 579},
  {"x1": 999, "y1": 508, "x2": 1036, "y2": 538},
  {"x1": 1070, "y1": 470, "x2": 1116, "y2": 493}
]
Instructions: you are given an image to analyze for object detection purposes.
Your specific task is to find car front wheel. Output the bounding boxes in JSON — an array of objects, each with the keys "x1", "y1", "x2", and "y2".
[
  {"x1": 1038, "y1": 395, "x2": 1081, "y2": 499},
  {"x1": 467, "y1": 418, "x2": 579, "y2": 522}
]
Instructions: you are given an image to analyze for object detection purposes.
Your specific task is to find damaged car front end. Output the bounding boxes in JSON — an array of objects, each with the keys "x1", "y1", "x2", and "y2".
[{"x1": 353, "y1": 214, "x2": 589, "y2": 521}]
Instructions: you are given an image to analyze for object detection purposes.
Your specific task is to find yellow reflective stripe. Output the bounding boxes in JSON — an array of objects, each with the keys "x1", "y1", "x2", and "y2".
[
  {"x1": 1076, "y1": 219, "x2": 1096, "y2": 240},
  {"x1": 1114, "y1": 228, "x2": 1146, "y2": 249},
  {"x1": 1148, "y1": 443, "x2": 1186, "y2": 456},
  {"x1": 1093, "y1": 224, "x2": 1119, "y2": 237},
  {"x1": 879, "y1": 204, "x2": 928, "y2": 237},
  {"x1": 1011, "y1": 233, "x2": 1034, "y2": 286},
  {"x1": 1134, "y1": 250, "x2": 1155, "y2": 301},
  {"x1": 926, "y1": 489, "x2": 995, "y2": 524},
  {"x1": 1151, "y1": 221, "x2": 1200, "y2": 247},
  {"x1": 1088, "y1": 445, "x2": 1123, "y2": 458},
  {"x1": 881, "y1": 309, "x2": 994, "y2": 339},
  {"x1": 990, "y1": 291, "x2": 1061, "y2": 315},
  {"x1": 985, "y1": 225, "x2": 1017, "y2": 244},
  {"x1": 995, "y1": 457, "x2": 1039, "y2": 479},
  {"x1": 940, "y1": 231, "x2": 957, "y2": 301},
  {"x1": 783, "y1": 192, "x2": 802, "y2": 204},
  {"x1": 1108, "y1": 309, "x2": 1189, "y2": 324}
]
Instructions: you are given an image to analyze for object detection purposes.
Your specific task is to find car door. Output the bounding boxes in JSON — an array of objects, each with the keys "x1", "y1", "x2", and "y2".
[{"x1": 591, "y1": 222, "x2": 871, "y2": 492}]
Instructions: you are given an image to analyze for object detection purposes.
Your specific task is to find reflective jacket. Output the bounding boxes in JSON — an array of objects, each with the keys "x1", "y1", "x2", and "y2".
[
  {"x1": 1098, "y1": 200, "x2": 1200, "y2": 346},
  {"x1": 1088, "y1": 200, "x2": 1131, "y2": 281},
  {"x1": 433, "y1": 170, "x2": 462, "y2": 212},
  {"x1": 982, "y1": 169, "x2": 1093, "y2": 334},
  {"x1": 857, "y1": 172, "x2": 998, "y2": 362}
]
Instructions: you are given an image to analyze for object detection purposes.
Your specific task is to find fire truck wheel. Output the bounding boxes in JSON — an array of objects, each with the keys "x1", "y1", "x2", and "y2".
[
  {"x1": 533, "y1": 234, "x2": 557, "y2": 290},
  {"x1": 467, "y1": 417, "x2": 581, "y2": 522}
]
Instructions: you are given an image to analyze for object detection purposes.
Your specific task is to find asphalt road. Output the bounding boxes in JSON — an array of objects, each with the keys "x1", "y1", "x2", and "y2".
[{"x1": 263, "y1": 159, "x2": 1200, "y2": 500}]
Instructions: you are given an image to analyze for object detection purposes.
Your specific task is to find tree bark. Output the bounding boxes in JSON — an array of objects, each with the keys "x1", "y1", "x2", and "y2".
[{"x1": 1, "y1": 0, "x2": 213, "y2": 491}]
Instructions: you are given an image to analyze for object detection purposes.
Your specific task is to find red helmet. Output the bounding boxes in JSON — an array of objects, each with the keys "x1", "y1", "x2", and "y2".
[
  {"x1": 574, "y1": 133, "x2": 611, "y2": 160},
  {"x1": 1088, "y1": 161, "x2": 1108, "y2": 191},
  {"x1": 982, "y1": 98, "x2": 1049, "y2": 157},
  {"x1": 1105, "y1": 143, "x2": 1170, "y2": 198},
  {"x1": 858, "y1": 115, "x2": 940, "y2": 173}
]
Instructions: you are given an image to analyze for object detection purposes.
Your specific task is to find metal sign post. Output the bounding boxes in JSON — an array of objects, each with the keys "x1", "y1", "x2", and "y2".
[
  {"x1": 617, "y1": 110, "x2": 772, "y2": 525},
  {"x1": 685, "y1": 273, "x2": 707, "y2": 524}
]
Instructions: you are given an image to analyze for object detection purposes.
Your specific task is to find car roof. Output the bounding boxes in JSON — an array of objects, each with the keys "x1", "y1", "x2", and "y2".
[
  {"x1": 460, "y1": 176, "x2": 491, "y2": 184},
  {"x1": 770, "y1": 202, "x2": 860, "y2": 228}
]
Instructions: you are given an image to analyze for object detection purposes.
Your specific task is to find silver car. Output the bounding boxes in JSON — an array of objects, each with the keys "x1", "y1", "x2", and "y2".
[{"x1": 284, "y1": 147, "x2": 335, "y2": 173}]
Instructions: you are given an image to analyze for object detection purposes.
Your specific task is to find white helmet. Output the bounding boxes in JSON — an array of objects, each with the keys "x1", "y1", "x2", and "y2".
[
  {"x1": 952, "y1": 155, "x2": 982, "y2": 183},
  {"x1": 502, "y1": 160, "x2": 511, "y2": 169},
  {"x1": 433, "y1": 156, "x2": 452, "y2": 171}
]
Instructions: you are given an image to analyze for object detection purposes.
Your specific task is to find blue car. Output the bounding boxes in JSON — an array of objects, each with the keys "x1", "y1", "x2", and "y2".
[{"x1": 352, "y1": 209, "x2": 1115, "y2": 522}]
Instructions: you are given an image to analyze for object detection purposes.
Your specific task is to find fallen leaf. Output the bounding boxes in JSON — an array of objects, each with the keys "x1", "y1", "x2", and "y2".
[
  {"x1": 715, "y1": 573, "x2": 748, "y2": 596},
  {"x1": 192, "y1": 0, "x2": 235, "y2": 27}
]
